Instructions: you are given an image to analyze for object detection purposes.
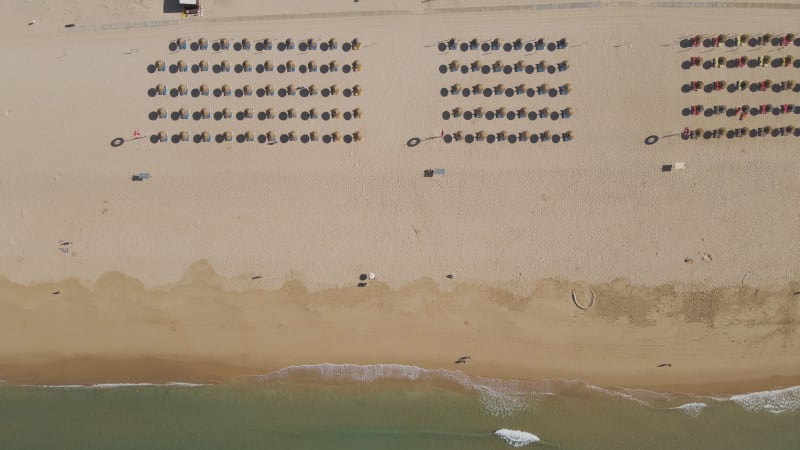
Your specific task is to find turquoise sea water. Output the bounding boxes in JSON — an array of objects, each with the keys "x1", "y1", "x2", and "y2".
[{"x1": 1, "y1": 364, "x2": 799, "y2": 450}]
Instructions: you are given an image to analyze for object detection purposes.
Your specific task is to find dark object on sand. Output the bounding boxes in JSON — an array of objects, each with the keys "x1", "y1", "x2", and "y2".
[
  {"x1": 251, "y1": 276, "x2": 262, "y2": 280},
  {"x1": 65, "y1": 24, "x2": 76, "y2": 28},
  {"x1": 454, "y1": 356, "x2": 471, "y2": 364},
  {"x1": 51, "y1": 291, "x2": 60, "y2": 295},
  {"x1": 358, "y1": 282, "x2": 368, "y2": 287},
  {"x1": 446, "y1": 274, "x2": 454, "y2": 279},
  {"x1": 657, "y1": 363, "x2": 672, "y2": 368}
]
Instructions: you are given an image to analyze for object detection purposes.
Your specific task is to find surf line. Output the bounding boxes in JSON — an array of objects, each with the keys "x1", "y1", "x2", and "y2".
[{"x1": 571, "y1": 290, "x2": 596, "y2": 310}]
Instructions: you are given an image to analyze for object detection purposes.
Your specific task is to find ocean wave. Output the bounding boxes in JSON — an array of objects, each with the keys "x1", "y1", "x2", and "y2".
[
  {"x1": 671, "y1": 402, "x2": 707, "y2": 417},
  {"x1": 494, "y1": 428, "x2": 540, "y2": 447},
  {"x1": 20, "y1": 382, "x2": 206, "y2": 389},
  {"x1": 729, "y1": 386, "x2": 800, "y2": 414}
]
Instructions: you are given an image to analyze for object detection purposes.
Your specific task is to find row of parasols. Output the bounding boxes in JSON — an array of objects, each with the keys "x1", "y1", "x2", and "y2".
[
  {"x1": 151, "y1": 84, "x2": 361, "y2": 98},
  {"x1": 684, "y1": 55, "x2": 799, "y2": 70},
  {"x1": 684, "y1": 33, "x2": 797, "y2": 49},
  {"x1": 683, "y1": 79, "x2": 799, "y2": 93},
  {"x1": 151, "y1": 107, "x2": 363, "y2": 121},
  {"x1": 151, "y1": 59, "x2": 362, "y2": 74},
  {"x1": 682, "y1": 103, "x2": 796, "y2": 118},
  {"x1": 442, "y1": 130, "x2": 573, "y2": 144},
  {"x1": 152, "y1": 130, "x2": 362, "y2": 144},
  {"x1": 171, "y1": 37, "x2": 361, "y2": 53},
  {"x1": 682, "y1": 126, "x2": 799, "y2": 139},
  {"x1": 438, "y1": 38, "x2": 568, "y2": 53},
  {"x1": 441, "y1": 83, "x2": 571, "y2": 98},
  {"x1": 443, "y1": 106, "x2": 572, "y2": 121},
  {"x1": 438, "y1": 59, "x2": 568, "y2": 75}
]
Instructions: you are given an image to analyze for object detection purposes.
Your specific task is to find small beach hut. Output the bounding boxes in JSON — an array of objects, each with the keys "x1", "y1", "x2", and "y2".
[
  {"x1": 199, "y1": 60, "x2": 209, "y2": 72},
  {"x1": 200, "y1": 84, "x2": 209, "y2": 96},
  {"x1": 222, "y1": 107, "x2": 232, "y2": 119},
  {"x1": 155, "y1": 60, "x2": 166, "y2": 72}
]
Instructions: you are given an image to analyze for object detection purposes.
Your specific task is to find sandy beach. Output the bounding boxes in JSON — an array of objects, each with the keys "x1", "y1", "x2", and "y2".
[{"x1": 0, "y1": 0, "x2": 799, "y2": 391}]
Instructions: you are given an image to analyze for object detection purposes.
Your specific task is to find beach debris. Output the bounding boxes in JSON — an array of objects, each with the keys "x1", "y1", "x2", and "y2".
[
  {"x1": 28, "y1": 19, "x2": 36, "y2": 26},
  {"x1": 51, "y1": 291, "x2": 60, "y2": 295},
  {"x1": 368, "y1": 273, "x2": 376, "y2": 280},
  {"x1": 571, "y1": 290, "x2": 596, "y2": 310},
  {"x1": 454, "y1": 356, "x2": 471, "y2": 364},
  {"x1": 251, "y1": 276, "x2": 262, "y2": 280},
  {"x1": 661, "y1": 162, "x2": 686, "y2": 173},
  {"x1": 792, "y1": 291, "x2": 799, "y2": 296},
  {"x1": 657, "y1": 363, "x2": 672, "y2": 368},
  {"x1": 65, "y1": 23, "x2": 75, "y2": 28},
  {"x1": 701, "y1": 253, "x2": 713, "y2": 263},
  {"x1": 446, "y1": 274, "x2": 454, "y2": 279},
  {"x1": 131, "y1": 173, "x2": 151, "y2": 182},
  {"x1": 684, "y1": 258, "x2": 694, "y2": 264},
  {"x1": 357, "y1": 282, "x2": 368, "y2": 288}
]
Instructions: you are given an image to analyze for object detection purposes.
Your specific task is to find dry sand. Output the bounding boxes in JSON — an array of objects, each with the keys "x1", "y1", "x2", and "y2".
[{"x1": 0, "y1": 0, "x2": 798, "y2": 389}]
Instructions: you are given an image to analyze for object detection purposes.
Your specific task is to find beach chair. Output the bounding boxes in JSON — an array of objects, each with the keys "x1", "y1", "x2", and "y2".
[
  {"x1": 561, "y1": 108, "x2": 572, "y2": 119},
  {"x1": 556, "y1": 38, "x2": 567, "y2": 49},
  {"x1": 534, "y1": 38, "x2": 545, "y2": 51},
  {"x1": 434, "y1": 169, "x2": 445, "y2": 176},
  {"x1": 286, "y1": 60, "x2": 296, "y2": 72},
  {"x1": 329, "y1": 60, "x2": 339, "y2": 72},
  {"x1": 424, "y1": 169, "x2": 434, "y2": 177},
  {"x1": 536, "y1": 84, "x2": 547, "y2": 96},
  {"x1": 536, "y1": 60, "x2": 546, "y2": 73},
  {"x1": 558, "y1": 84, "x2": 570, "y2": 95},
  {"x1": 198, "y1": 38, "x2": 208, "y2": 50},
  {"x1": 539, "y1": 131, "x2": 550, "y2": 142},
  {"x1": 561, "y1": 131, "x2": 573, "y2": 142},
  {"x1": 491, "y1": 38, "x2": 501, "y2": 51},
  {"x1": 518, "y1": 131, "x2": 529, "y2": 142},
  {"x1": 179, "y1": 108, "x2": 189, "y2": 120},
  {"x1": 447, "y1": 38, "x2": 457, "y2": 51},
  {"x1": 132, "y1": 172, "x2": 151, "y2": 181},
  {"x1": 513, "y1": 38, "x2": 523, "y2": 51},
  {"x1": 469, "y1": 38, "x2": 479, "y2": 50},
  {"x1": 538, "y1": 108, "x2": 549, "y2": 119},
  {"x1": 200, "y1": 131, "x2": 211, "y2": 142},
  {"x1": 558, "y1": 61, "x2": 568, "y2": 72}
]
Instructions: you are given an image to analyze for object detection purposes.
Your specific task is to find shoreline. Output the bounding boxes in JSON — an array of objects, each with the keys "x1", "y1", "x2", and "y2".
[{"x1": 1, "y1": 267, "x2": 799, "y2": 394}]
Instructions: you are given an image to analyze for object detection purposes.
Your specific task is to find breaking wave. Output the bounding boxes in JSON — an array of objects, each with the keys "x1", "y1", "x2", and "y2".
[
  {"x1": 671, "y1": 402, "x2": 707, "y2": 417},
  {"x1": 494, "y1": 428, "x2": 540, "y2": 447},
  {"x1": 730, "y1": 386, "x2": 800, "y2": 414}
]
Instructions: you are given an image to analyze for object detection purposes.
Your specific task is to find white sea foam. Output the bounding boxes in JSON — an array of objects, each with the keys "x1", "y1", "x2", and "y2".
[
  {"x1": 494, "y1": 428, "x2": 540, "y2": 447},
  {"x1": 671, "y1": 402, "x2": 707, "y2": 417},
  {"x1": 22, "y1": 382, "x2": 205, "y2": 389},
  {"x1": 729, "y1": 386, "x2": 800, "y2": 414}
]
